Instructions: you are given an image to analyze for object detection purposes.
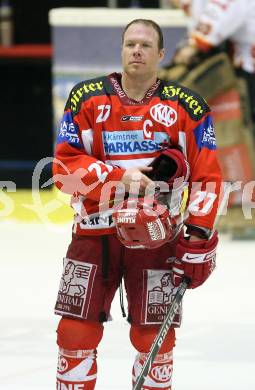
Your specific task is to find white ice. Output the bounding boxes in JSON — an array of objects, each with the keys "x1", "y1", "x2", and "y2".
[{"x1": 0, "y1": 221, "x2": 255, "y2": 389}]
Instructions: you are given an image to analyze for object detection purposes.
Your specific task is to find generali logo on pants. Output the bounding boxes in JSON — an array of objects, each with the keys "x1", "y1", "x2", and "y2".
[{"x1": 55, "y1": 258, "x2": 97, "y2": 319}]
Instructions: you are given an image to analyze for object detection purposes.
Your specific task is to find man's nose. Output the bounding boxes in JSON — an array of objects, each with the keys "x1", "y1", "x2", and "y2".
[{"x1": 133, "y1": 44, "x2": 141, "y2": 55}]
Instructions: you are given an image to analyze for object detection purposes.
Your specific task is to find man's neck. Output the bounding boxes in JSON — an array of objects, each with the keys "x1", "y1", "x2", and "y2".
[{"x1": 121, "y1": 72, "x2": 158, "y2": 102}]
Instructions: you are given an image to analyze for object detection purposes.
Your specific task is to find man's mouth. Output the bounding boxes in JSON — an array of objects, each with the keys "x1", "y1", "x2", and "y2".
[{"x1": 130, "y1": 61, "x2": 144, "y2": 64}]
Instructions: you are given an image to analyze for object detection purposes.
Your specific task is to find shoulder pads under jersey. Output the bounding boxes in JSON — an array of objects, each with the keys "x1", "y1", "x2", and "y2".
[
  {"x1": 160, "y1": 80, "x2": 210, "y2": 121},
  {"x1": 65, "y1": 75, "x2": 111, "y2": 114}
]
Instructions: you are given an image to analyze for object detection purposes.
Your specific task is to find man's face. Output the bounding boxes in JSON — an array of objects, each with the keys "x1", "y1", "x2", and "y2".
[{"x1": 121, "y1": 23, "x2": 165, "y2": 79}]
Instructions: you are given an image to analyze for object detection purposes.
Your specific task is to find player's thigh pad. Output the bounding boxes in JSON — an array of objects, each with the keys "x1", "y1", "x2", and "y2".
[
  {"x1": 130, "y1": 325, "x2": 175, "y2": 354},
  {"x1": 123, "y1": 239, "x2": 182, "y2": 327},
  {"x1": 55, "y1": 234, "x2": 122, "y2": 321},
  {"x1": 57, "y1": 318, "x2": 104, "y2": 350}
]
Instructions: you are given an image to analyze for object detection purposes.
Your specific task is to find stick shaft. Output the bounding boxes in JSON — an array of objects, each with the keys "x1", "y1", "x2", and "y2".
[{"x1": 133, "y1": 278, "x2": 188, "y2": 390}]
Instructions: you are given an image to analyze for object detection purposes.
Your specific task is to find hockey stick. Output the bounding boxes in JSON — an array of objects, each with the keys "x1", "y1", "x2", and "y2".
[{"x1": 132, "y1": 277, "x2": 189, "y2": 390}]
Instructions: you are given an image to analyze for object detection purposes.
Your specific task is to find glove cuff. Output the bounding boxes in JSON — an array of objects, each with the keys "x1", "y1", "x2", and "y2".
[{"x1": 176, "y1": 231, "x2": 218, "y2": 263}]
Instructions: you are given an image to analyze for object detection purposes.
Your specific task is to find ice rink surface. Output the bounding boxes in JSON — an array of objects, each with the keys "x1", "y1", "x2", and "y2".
[{"x1": 1, "y1": 220, "x2": 255, "y2": 389}]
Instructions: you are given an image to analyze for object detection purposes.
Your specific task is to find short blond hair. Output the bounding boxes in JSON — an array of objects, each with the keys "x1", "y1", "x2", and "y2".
[{"x1": 122, "y1": 19, "x2": 164, "y2": 50}]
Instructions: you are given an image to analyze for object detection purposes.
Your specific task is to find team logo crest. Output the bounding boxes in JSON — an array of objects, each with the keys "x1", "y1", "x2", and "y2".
[
  {"x1": 55, "y1": 258, "x2": 97, "y2": 318},
  {"x1": 151, "y1": 364, "x2": 172, "y2": 382},
  {"x1": 150, "y1": 104, "x2": 177, "y2": 127},
  {"x1": 141, "y1": 269, "x2": 182, "y2": 325},
  {"x1": 57, "y1": 356, "x2": 68, "y2": 373}
]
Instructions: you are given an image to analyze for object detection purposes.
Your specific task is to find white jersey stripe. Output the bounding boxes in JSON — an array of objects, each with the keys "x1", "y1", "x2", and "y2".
[{"x1": 105, "y1": 157, "x2": 154, "y2": 168}]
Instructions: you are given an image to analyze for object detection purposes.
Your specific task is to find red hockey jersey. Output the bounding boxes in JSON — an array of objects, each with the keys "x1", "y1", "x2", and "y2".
[{"x1": 53, "y1": 73, "x2": 222, "y2": 236}]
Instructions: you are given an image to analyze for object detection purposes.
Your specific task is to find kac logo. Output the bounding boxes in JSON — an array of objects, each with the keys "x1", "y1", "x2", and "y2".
[
  {"x1": 57, "y1": 356, "x2": 68, "y2": 373},
  {"x1": 151, "y1": 363, "x2": 172, "y2": 382},
  {"x1": 150, "y1": 104, "x2": 177, "y2": 127}
]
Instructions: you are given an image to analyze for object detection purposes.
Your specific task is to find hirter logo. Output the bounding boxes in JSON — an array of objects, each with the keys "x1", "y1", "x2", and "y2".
[{"x1": 150, "y1": 104, "x2": 177, "y2": 127}]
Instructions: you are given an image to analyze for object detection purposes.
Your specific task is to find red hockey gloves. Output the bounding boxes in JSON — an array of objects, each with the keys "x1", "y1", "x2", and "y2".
[{"x1": 172, "y1": 231, "x2": 218, "y2": 289}]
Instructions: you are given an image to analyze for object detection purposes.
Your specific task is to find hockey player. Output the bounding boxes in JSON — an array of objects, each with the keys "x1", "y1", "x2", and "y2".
[{"x1": 53, "y1": 19, "x2": 222, "y2": 389}]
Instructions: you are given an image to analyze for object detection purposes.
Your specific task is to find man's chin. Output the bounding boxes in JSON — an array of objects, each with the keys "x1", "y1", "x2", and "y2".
[{"x1": 127, "y1": 67, "x2": 145, "y2": 77}]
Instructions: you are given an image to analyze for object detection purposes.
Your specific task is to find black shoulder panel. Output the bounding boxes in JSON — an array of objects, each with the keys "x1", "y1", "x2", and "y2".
[
  {"x1": 160, "y1": 80, "x2": 210, "y2": 121},
  {"x1": 65, "y1": 75, "x2": 110, "y2": 114}
]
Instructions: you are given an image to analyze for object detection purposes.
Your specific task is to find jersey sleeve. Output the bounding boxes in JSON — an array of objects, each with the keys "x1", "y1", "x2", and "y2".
[
  {"x1": 183, "y1": 106, "x2": 222, "y2": 230},
  {"x1": 53, "y1": 87, "x2": 124, "y2": 202},
  {"x1": 190, "y1": 0, "x2": 247, "y2": 51}
]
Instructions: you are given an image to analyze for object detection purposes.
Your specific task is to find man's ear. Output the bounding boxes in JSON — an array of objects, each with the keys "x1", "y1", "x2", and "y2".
[{"x1": 159, "y1": 48, "x2": 165, "y2": 62}]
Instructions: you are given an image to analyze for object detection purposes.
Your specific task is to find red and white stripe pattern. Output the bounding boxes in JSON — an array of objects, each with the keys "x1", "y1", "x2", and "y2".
[
  {"x1": 132, "y1": 351, "x2": 173, "y2": 390},
  {"x1": 57, "y1": 348, "x2": 97, "y2": 390}
]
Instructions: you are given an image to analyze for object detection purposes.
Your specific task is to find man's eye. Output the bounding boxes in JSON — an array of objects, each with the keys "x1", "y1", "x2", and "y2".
[{"x1": 126, "y1": 43, "x2": 134, "y2": 47}]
